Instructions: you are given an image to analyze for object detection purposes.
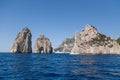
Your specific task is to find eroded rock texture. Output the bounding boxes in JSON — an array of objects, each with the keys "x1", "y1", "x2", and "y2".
[
  {"x1": 11, "y1": 27, "x2": 32, "y2": 53},
  {"x1": 34, "y1": 34, "x2": 53, "y2": 53},
  {"x1": 55, "y1": 24, "x2": 120, "y2": 54},
  {"x1": 54, "y1": 37, "x2": 75, "y2": 52}
]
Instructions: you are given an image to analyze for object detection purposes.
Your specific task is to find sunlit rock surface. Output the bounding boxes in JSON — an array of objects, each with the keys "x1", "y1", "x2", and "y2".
[
  {"x1": 56, "y1": 24, "x2": 120, "y2": 54},
  {"x1": 34, "y1": 34, "x2": 53, "y2": 53},
  {"x1": 54, "y1": 37, "x2": 75, "y2": 52},
  {"x1": 11, "y1": 27, "x2": 32, "y2": 53}
]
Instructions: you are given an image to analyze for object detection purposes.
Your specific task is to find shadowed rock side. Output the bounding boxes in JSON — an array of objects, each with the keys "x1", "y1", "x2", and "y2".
[
  {"x1": 11, "y1": 27, "x2": 32, "y2": 53},
  {"x1": 55, "y1": 24, "x2": 120, "y2": 54},
  {"x1": 34, "y1": 34, "x2": 53, "y2": 53},
  {"x1": 54, "y1": 37, "x2": 75, "y2": 52}
]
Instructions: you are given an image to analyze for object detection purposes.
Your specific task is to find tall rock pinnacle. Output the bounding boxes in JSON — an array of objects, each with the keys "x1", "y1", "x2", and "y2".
[
  {"x1": 11, "y1": 27, "x2": 32, "y2": 53},
  {"x1": 34, "y1": 34, "x2": 53, "y2": 53}
]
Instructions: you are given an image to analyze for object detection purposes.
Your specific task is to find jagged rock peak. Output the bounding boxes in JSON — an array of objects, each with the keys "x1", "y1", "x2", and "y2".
[
  {"x1": 34, "y1": 34, "x2": 53, "y2": 53},
  {"x1": 81, "y1": 24, "x2": 98, "y2": 35},
  {"x1": 11, "y1": 27, "x2": 32, "y2": 53},
  {"x1": 39, "y1": 34, "x2": 45, "y2": 38},
  {"x1": 84, "y1": 24, "x2": 97, "y2": 31},
  {"x1": 38, "y1": 34, "x2": 49, "y2": 40},
  {"x1": 22, "y1": 27, "x2": 31, "y2": 32},
  {"x1": 79, "y1": 24, "x2": 99, "y2": 42}
]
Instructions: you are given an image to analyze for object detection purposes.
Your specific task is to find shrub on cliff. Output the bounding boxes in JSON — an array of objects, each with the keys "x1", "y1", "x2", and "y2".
[{"x1": 117, "y1": 37, "x2": 120, "y2": 45}]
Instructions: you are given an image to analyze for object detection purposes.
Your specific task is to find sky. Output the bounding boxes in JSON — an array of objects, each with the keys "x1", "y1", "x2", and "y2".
[{"x1": 0, "y1": 0, "x2": 120, "y2": 52}]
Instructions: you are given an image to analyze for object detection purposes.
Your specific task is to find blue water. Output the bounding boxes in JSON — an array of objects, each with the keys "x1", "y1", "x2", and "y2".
[{"x1": 0, "y1": 53, "x2": 120, "y2": 80}]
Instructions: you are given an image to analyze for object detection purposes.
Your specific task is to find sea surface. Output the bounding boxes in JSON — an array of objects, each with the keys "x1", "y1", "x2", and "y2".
[{"x1": 0, "y1": 53, "x2": 120, "y2": 80}]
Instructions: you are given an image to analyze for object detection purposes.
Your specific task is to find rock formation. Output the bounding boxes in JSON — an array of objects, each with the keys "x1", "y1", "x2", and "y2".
[
  {"x1": 55, "y1": 24, "x2": 120, "y2": 54},
  {"x1": 54, "y1": 37, "x2": 75, "y2": 52},
  {"x1": 34, "y1": 34, "x2": 53, "y2": 53},
  {"x1": 11, "y1": 27, "x2": 32, "y2": 53}
]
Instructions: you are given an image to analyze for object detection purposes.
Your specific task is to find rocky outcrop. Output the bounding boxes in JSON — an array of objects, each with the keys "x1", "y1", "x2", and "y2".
[
  {"x1": 72, "y1": 24, "x2": 120, "y2": 54},
  {"x1": 56, "y1": 24, "x2": 120, "y2": 54},
  {"x1": 54, "y1": 37, "x2": 75, "y2": 52},
  {"x1": 11, "y1": 27, "x2": 32, "y2": 53},
  {"x1": 34, "y1": 34, "x2": 53, "y2": 53}
]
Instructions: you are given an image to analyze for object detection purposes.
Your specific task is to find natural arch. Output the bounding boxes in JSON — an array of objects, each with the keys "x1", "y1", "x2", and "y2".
[
  {"x1": 39, "y1": 47, "x2": 44, "y2": 53},
  {"x1": 34, "y1": 34, "x2": 53, "y2": 53}
]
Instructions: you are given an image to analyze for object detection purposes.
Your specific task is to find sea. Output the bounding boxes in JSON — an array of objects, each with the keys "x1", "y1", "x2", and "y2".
[{"x1": 0, "y1": 53, "x2": 120, "y2": 80}]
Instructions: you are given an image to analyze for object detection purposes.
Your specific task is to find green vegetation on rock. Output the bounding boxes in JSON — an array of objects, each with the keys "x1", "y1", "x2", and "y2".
[
  {"x1": 108, "y1": 44, "x2": 113, "y2": 48},
  {"x1": 117, "y1": 37, "x2": 120, "y2": 45},
  {"x1": 90, "y1": 34, "x2": 113, "y2": 47}
]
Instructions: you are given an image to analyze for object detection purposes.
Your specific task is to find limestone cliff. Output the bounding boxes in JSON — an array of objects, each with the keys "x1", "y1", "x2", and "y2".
[
  {"x1": 11, "y1": 27, "x2": 32, "y2": 53},
  {"x1": 34, "y1": 34, "x2": 53, "y2": 53},
  {"x1": 56, "y1": 24, "x2": 120, "y2": 54},
  {"x1": 54, "y1": 37, "x2": 75, "y2": 52},
  {"x1": 71, "y1": 24, "x2": 120, "y2": 54}
]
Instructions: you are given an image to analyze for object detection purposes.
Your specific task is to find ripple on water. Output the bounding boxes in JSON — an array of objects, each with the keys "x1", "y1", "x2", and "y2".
[{"x1": 0, "y1": 53, "x2": 120, "y2": 80}]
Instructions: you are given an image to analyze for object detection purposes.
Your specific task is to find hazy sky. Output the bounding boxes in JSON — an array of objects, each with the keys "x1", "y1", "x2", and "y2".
[{"x1": 0, "y1": 0, "x2": 120, "y2": 52}]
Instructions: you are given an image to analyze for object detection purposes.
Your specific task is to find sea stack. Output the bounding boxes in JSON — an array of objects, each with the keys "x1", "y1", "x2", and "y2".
[
  {"x1": 34, "y1": 34, "x2": 53, "y2": 53},
  {"x1": 11, "y1": 27, "x2": 32, "y2": 53}
]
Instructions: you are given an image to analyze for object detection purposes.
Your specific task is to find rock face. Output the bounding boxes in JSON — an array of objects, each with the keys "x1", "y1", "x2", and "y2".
[
  {"x1": 54, "y1": 37, "x2": 75, "y2": 52},
  {"x1": 34, "y1": 34, "x2": 53, "y2": 53},
  {"x1": 56, "y1": 24, "x2": 120, "y2": 54},
  {"x1": 11, "y1": 27, "x2": 32, "y2": 53}
]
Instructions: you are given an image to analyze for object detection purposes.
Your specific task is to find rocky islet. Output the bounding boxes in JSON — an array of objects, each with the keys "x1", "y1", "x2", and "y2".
[
  {"x1": 11, "y1": 27, "x2": 53, "y2": 53},
  {"x1": 34, "y1": 34, "x2": 53, "y2": 53},
  {"x1": 11, "y1": 24, "x2": 120, "y2": 54},
  {"x1": 11, "y1": 27, "x2": 32, "y2": 53}
]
